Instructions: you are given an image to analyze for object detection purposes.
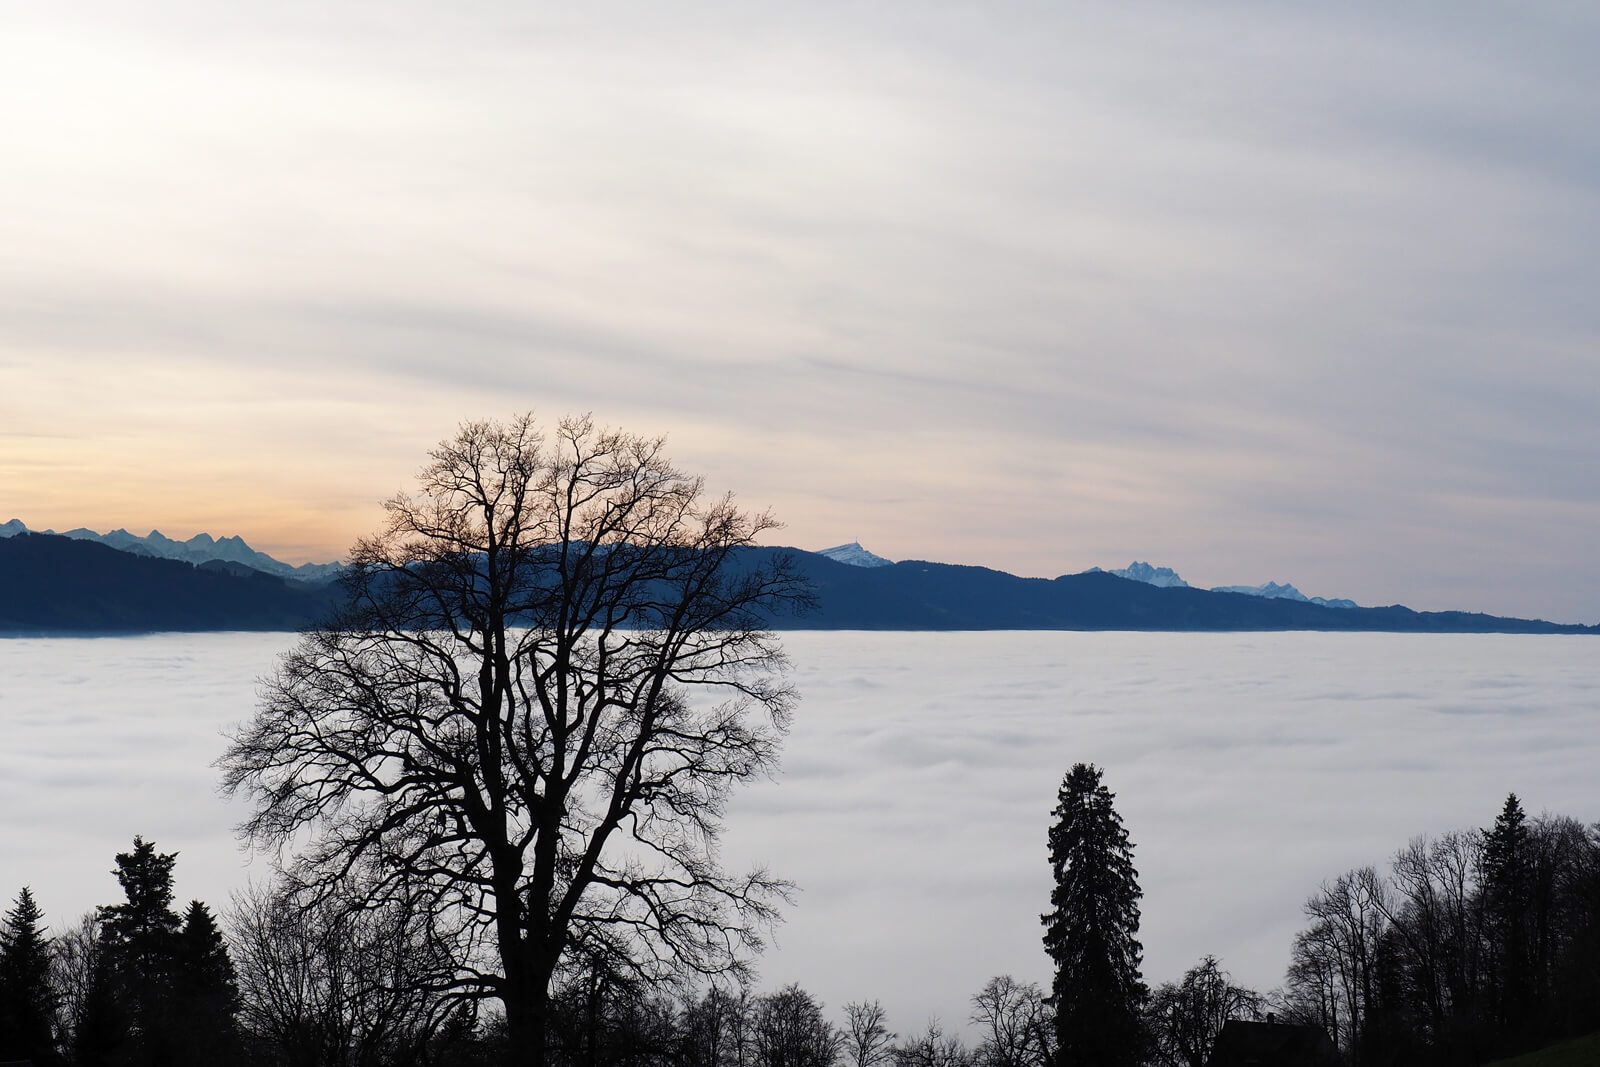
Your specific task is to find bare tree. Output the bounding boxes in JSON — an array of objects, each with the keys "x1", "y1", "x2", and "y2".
[
  {"x1": 841, "y1": 1001, "x2": 895, "y2": 1067},
  {"x1": 1382, "y1": 831, "x2": 1488, "y2": 1055},
  {"x1": 220, "y1": 414, "x2": 810, "y2": 1067},
  {"x1": 892, "y1": 1019, "x2": 969, "y2": 1067},
  {"x1": 680, "y1": 987, "x2": 750, "y2": 1067},
  {"x1": 1145, "y1": 956, "x2": 1260, "y2": 1067},
  {"x1": 749, "y1": 985, "x2": 840, "y2": 1067},
  {"x1": 1280, "y1": 866, "x2": 1391, "y2": 1059},
  {"x1": 968, "y1": 976, "x2": 1050, "y2": 1067},
  {"x1": 50, "y1": 911, "x2": 103, "y2": 1050},
  {"x1": 228, "y1": 878, "x2": 459, "y2": 1067}
]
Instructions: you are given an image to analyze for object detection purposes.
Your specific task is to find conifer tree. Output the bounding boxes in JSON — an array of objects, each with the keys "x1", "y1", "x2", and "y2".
[
  {"x1": 73, "y1": 949, "x2": 130, "y2": 1067},
  {"x1": 1042, "y1": 763, "x2": 1148, "y2": 1067},
  {"x1": 0, "y1": 886, "x2": 61, "y2": 1065},
  {"x1": 1481, "y1": 794, "x2": 1534, "y2": 1041},
  {"x1": 96, "y1": 836, "x2": 183, "y2": 1067},
  {"x1": 98, "y1": 837, "x2": 181, "y2": 987},
  {"x1": 170, "y1": 900, "x2": 241, "y2": 1066}
]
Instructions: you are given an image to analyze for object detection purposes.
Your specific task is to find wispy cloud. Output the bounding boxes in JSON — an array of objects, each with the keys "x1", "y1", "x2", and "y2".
[{"x1": 2, "y1": 3, "x2": 1597, "y2": 619}]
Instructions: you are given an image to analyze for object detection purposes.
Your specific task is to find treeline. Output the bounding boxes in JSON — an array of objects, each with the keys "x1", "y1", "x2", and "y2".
[
  {"x1": 4, "y1": 837, "x2": 1060, "y2": 1067},
  {"x1": 1271, "y1": 794, "x2": 1600, "y2": 1066},
  {"x1": 5, "y1": 799, "x2": 1597, "y2": 1067}
]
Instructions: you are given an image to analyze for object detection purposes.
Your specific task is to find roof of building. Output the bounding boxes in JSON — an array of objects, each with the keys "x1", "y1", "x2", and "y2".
[{"x1": 1206, "y1": 1020, "x2": 1344, "y2": 1067}]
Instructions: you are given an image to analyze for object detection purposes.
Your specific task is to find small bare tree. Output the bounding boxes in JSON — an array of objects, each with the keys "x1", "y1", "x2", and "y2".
[
  {"x1": 969, "y1": 976, "x2": 1050, "y2": 1067},
  {"x1": 749, "y1": 985, "x2": 840, "y2": 1067},
  {"x1": 892, "y1": 1019, "x2": 969, "y2": 1067},
  {"x1": 221, "y1": 413, "x2": 810, "y2": 1067},
  {"x1": 50, "y1": 911, "x2": 103, "y2": 1057},
  {"x1": 1145, "y1": 956, "x2": 1260, "y2": 1067},
  {"x1": 680, "y1": 987, "x2": 756, "y2": 1067},
  {"x1": 228, "y1": 878, "x2": 459, "y2": 1067},
  {"x1": 841, "y1": 1000, "x2": 895, "y2": 1067}
]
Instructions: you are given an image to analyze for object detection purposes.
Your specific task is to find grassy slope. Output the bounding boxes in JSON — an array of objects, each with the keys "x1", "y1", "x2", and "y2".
[{"x1": 1482, "y1": 1032, "x2": 1600, "y2": 1067}]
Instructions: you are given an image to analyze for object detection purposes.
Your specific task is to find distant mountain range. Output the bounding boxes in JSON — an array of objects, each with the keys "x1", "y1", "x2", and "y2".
[
  {"x1": 745, "y1": 550, "x2": 1594, "y2": 633},
  {"x1": 0, "y1": 520, "x2": 343, "y2": 582},
  {"x1": 0, "y1": 527, "x2": 1592, "y2": 634},
  {"x1": 822, "y1": 547, "x2": 1361, "y2": 609},
  {"x1": 1095, "y1": 561, "x2": 1360, "y2": 609}
]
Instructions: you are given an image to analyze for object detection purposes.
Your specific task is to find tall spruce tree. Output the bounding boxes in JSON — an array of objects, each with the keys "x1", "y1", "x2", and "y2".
[
  {"x1": 1042, "y1": 763, "x2": 1147, "y2": 1067},
  {"x1": 96, "y1": 836, "x2": 183, "y2": 1067},
  {"x1": 170, "y1": 900, "x2": 241, "y2": 1066},
  {"x1": 1481, "y1": 794, "x2": 1534, "y2": 1043},
  {"x1": 0, "y1": 886, "x2": 61, "y2": 1065}
]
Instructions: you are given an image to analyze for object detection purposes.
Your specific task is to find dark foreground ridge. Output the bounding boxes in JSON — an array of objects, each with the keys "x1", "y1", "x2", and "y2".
[
  {"x1": 735, "y1": 547, "x2": 1598, "y2": 633},
  {"x1": 0, "y1": 532, "x2": 338, "y2": 633},
  {"x1": 1, "y1": 532, "x2": 1594, "y2": 634}
]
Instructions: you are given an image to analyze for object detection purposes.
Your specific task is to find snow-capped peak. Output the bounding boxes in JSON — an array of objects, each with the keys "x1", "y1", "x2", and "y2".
[
  {"x1": 1100, "y1": 562, "x2": 1358, "y2": 608},
  {"x1": 1107, "y1": 561, "x2": 1190, "y2": 588},
  {"x1": 1212, "y1": 581, "x2": 1357, "y2": 609},
  {"x1": 818, "y1": 542, "x2": 894, "y2": 568},
  {"x1": 1213, "y1": 580, "x2": 1307, "y2": 601}
]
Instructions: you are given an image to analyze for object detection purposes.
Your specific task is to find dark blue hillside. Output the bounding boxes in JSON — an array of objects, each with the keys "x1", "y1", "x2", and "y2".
[
  {"x1": 0, "y1": 533, "x2": 339, "y2": 633},
  {"x1": 1, "y1": 534, "x2": 1592, "y2": 634},
  {"x1": 731, "y1": 547, "x2": 1598, "y2": 634}
]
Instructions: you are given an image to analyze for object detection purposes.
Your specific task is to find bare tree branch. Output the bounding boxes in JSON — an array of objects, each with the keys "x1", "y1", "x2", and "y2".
[{"x1": 219, "y1": 413, "x2": 811, "y2": 1067}]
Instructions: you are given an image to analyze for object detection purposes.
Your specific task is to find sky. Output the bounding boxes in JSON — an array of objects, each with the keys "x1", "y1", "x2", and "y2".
[
  {"x1": 5, "y1": 632, "x2": 1597, "y2": 1037},
  {"x1": 3, "y1": 2, "x2": 1599, "y2": 623}
]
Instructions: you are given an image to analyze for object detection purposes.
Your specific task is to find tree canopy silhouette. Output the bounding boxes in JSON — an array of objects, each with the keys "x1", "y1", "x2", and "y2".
[
  {"x1": 221, "y1": 413, "x2": 811, "y2": 1067},
  {"x1": 1042, "y1": 762, "x2": 1147, "y2": 1067},
  {"x1": 0, "y1": 886, "x2": 60, "y2": 1065}
]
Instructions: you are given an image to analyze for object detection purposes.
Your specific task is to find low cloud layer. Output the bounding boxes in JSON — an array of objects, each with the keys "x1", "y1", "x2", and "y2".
[{"x1": 2, "y1": 632, "x2": 1595, "y2": 1037}]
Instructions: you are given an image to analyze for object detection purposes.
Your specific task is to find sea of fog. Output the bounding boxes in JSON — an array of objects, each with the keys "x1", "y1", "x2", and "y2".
[{"x1": 2, "y1": 631, "x2": 1596, "y2": 1038}]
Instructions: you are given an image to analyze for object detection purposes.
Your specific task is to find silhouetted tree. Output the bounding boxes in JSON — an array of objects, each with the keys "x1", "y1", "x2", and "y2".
[
  {"x1": 228, "y1": 877, "x2": 456, "y2": 1067},
  {"x1": 428, "y1": 1003, "x2": 504, "y2": 1067},
  {"x1": 841, "y1": 1000, "x2": 895, "y2": 1067},
  {"x1": 96, "y1": 836, "x2": 183, "y2": 1066},
  {"x1": 51, "y1": 912, "x2": 121, "y2": 1067},
  {"x1": 1041, "y1": 763, "x2": 1147, "y2": 1067},
  {"x1": 1480, "y1": 794, "x2": 1533, "y2": 1045},
  {"x1": 749, "y1": 985, "x2": 839, "y2": 1067},
  {"x1": 66, "y1": 918, "x2": 130, "y2": 1067},
  {"x1": 968, "y1": 976, "x2": 1050, "y2": 1067},
  {"x1": 220, "y1": 412, "x2": 812, "y2": 1067},
  {"x1": 1145, "y1": 956, "x2": 1260, "y2": 1067},
  {"x1": 0, "y1": 886, "x2": 61, "y2": 1065},
  {"x1": 1283, "y1": 866, "x2": 1389, "y2": 1063},
  {"x1": 169, "y1": 900, "x2": 241, "y2": 1066},
  {"x1": 547, "y1": 929, "x2": 680, "y2": 1067},
  {"x1": 1381, "y1": 831, "x2": 1489, "y2": 1060},
  {"x1": 1544, "y1": 816, "x2": 1600, "y2": 1039},
  {"x1": 1276, "y1": 798, "x2": 1600, "y2": 1066},
  {"x1": 891, "y1": 1020, "x2": 968, "y2": 1067},
  {"x1": 680, "y1": 987, "x2": 752, "y2": 1067}
]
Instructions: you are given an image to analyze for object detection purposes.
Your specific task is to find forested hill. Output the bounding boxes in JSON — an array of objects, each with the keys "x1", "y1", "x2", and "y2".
[
  {"x1": 738, "y1": 548, "x2": 1599, "y2": 633},
  {"x1": 0, "y1": 532, "x2": 338, "y2": 633},
  {"x1": 1, "y1": 532, "x2": 1594, "y2": 634}
]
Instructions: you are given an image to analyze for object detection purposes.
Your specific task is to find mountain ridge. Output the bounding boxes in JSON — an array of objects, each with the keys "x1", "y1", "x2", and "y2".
[
  {"x1": 0, "y1": 519, "x2": 343, "y2": 582},
  {"x1": 1, "y1": 530, "x2": 1592, "y2": 634},
  {"x1": 1102, "y1": 559, "x2": 1359, "y2": 608},
  {"x1": 0, "y1": 532, "x2": 338, "y2": 633},
  {"x1": 750, "y1": 549, "x2": 1595, "y2": 634}
]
